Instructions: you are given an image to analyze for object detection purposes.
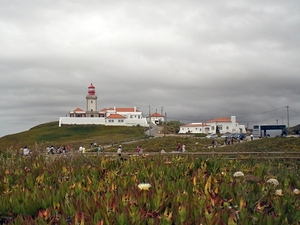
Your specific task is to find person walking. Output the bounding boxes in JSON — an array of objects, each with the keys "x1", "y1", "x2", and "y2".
[
  {"x1": 136, "y1": 145, "x2": 141, "y2": 154},
  {"x1": 177, "y1": 143, "x2": 181, "y2": 152},
  {"x1": 23, "y1": 146, "x2": 30, "y2": 156},
  {"x1": 117, "y1": 145, "x2": 122, "y2": 157},
  {"x1": 182, "y1": 144, "x2": 186, "y2": 152},
  {"x1": 250, "y1": 134, "x2": 254, "y2": 141}
]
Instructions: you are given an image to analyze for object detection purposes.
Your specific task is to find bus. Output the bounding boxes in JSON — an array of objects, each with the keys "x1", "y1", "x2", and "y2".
[{"x1": 252, "y1": 124, "x2": 287, "y2": 138}]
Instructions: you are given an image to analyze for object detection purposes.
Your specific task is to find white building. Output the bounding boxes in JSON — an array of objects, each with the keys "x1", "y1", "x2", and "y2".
[
  {"x1": 59, "y1": 83, "x2": 148, "y2": 127},
  {"x1": 148, "y1": 112, "x2": 165, "y2": 124},
  {"x1": 179, "y1": 116, "x2": 246, "y2": 134}
]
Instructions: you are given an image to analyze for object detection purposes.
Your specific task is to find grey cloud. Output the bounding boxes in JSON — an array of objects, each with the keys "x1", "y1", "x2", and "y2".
[{"x1": 0, "y1": 0, "x2": 300, "y2": 137}]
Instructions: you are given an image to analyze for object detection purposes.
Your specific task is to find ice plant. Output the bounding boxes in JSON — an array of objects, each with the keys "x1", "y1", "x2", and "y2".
[
  {"x1": 138, "y1": 183, "x2": 151, "y2": 191},
  {"x1": 266, "y1": 178, "x2": 279, "y2": 186},
  {"x1": 233, "y1": 171, "x2": 244, "y2": 177}
]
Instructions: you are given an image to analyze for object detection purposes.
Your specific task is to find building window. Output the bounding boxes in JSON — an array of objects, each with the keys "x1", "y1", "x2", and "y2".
[
  {"x1": 218, "y1": 125, "x2": 223, "y2": 130},
  {"x1": 91, "y1": 101, "x2": 93, "y2": 103},
  {"x1": 226, "y1": 126, "x2": 229, "y2": 130},
  {"x1": 118, "y1": 120, "x2": 124, "y2": 122},
  {"x1": 211, "y1": 126, "x2": 215, "y2": 130}
]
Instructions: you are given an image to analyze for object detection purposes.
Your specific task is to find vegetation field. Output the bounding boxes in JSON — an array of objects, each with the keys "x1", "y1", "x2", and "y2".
[
  {"x1": 1, "y1": 122, "x2": 300, "y2": 224},
  {"x1": 1, "y1": 154, "x2": 300, "y2": 224}
]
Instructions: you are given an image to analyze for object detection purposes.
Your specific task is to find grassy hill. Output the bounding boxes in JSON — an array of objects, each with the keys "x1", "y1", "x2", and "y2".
[
  {"x1": 1, "y1": 121, "x2": 300, "y2": 154},
  {"x1": 0, "y1": 121, "x2": 148, "y2": 151}
]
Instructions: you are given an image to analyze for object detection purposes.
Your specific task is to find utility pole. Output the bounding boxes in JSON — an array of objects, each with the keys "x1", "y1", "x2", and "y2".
[
  {"x1": 287, "y1": 105, "x2": 289, "y2": 130},
  {"x1": 149, "y1": 105, "x2": 151, "y2": 136},
  {"x1": 164, "y1": 112, "x2": 167, "y2": 137}
]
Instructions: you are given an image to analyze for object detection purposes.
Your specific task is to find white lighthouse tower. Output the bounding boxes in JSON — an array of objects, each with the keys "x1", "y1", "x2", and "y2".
[{"x1": 86, "y1": 83, "x2": 98, "y2": 117}]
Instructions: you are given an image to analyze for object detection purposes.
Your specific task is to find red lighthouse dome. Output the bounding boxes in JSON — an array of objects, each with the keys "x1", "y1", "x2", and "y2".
[{"x1": 88, "y1": 83, "x2": 95, "y2": 95}]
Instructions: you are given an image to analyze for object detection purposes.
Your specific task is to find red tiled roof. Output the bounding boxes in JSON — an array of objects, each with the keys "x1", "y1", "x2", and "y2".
[
  {"x1": 72, "y1": 108, "x2": 85, "y2": 112},
  {"x1": 151, "y1": 112, "x2": 164, "y2": 117},
  {"x1": 99, "y1": 108, "x2": 108, "y2": 112},
  {"x1": 100, "y1": 107, "x2": 140, "y2": 113},
  {"x1": 206, "y1": 117, "x2": 231, "y2": 123},
  {"x1": 182, "y1": 123, "x2": 208, "y2": 127},
  {"x1": 116, "y1": 108, "x2": 140, "y2": 112},
  {"x1": 106, "y1": 114, "x2": 125, "y2": 119}
]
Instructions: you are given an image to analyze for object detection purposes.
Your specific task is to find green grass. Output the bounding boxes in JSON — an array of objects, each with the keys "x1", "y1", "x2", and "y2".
[
  {"x1": 1, "y1": 121, "x2": 300, "y2": 154},
  {"x1": 0, "y1": 121, "x2": 147, "y2": 151}
]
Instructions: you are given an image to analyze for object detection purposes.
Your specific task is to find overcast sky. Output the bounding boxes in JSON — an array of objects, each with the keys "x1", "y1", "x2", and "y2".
[{"x1": 1, "y1": 0, "x2": 300, "y2": 137}]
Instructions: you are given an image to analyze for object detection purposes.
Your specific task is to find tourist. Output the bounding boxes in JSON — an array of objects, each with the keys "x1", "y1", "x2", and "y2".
[
  {"x1": 212, "y1": 139, "x2": 216, "y2": 148},
  {"x1": 23, "y1": 146, "x2": 30, "y2": 156},
  {"x1": 79, "y1": 146, "x2": 83, "y2": 154},
  {"x1": 117, "y1": 145, "x2": 122, "y2": 156},
  {"x1": 136, "y1": 145, "x2": 141, "y2": 154},
  {"x1": 177, "y1": 143, "x2": 181, "y2": 152},
  {"x1": 250, "y1": 134, "x2": 254, "y2": 141},
  {"x1": 182, "y1": 144, "x2": 186, "y2": 152}
]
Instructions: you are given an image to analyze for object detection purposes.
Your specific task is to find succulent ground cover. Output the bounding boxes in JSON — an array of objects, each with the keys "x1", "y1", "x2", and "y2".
[{"x1": 0, "y1": 153, "x2": 300, "y2": 224}]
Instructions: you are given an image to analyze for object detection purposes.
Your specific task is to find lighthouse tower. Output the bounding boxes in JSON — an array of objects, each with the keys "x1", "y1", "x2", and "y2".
[{"x1": 86, "y1": 83, "x2": 98, "y2": 117}]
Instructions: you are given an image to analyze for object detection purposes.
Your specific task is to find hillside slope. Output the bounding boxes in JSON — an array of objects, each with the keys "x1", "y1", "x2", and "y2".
[{"x1": 0, "y1": 121, "x2": 147, "y2": 150}]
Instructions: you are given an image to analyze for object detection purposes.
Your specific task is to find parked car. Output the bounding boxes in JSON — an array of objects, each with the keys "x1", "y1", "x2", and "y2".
[
  {"x1": 206, "y1": 133, "x2": 218, "y2": 139},
  {"x1": 220, "y1": 133, "x2": 231, "y2": 138},
  {"x1": 238, "y1": 133, "x2": 246, "y2": 140},
  {"x1": 233, "y1": 133, "x2": 246, "y2": 140}
]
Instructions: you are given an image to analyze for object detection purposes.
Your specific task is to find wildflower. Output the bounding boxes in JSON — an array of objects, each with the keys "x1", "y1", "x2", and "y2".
[
  {"x1": 293, "y1": 189, "x2": 300, "y2": 195},
  {"x1": 267, "y1": 178, "x2": 279, "y2": 186},
  {"x1": 138, "y1": 183, "x2": 151, "y2": 191},
  {"x1": 233, "y1": 171, "x2": 244, "y2": 177},
  {"x1": 275, "y1": 189, "x2": 283, "y2": 196}
]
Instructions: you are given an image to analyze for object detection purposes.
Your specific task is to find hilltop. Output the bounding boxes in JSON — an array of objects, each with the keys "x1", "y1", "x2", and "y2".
[
  {"x1": 1, "y1": 121, "x2": 300, "y2": 154},
  {"x1": 0, "y1": 121, "x2": 148, "y2": 151}
]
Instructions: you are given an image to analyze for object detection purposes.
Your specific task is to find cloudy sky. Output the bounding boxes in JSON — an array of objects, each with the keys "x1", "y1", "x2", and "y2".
[{"x1": 1, "y1": 0, "x2": 300, "y2": 137}]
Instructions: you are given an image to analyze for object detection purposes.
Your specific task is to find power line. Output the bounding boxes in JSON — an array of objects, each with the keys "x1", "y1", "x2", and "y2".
[{"x1": 237, "y1": 106, "x2": 287, "y2": 119}]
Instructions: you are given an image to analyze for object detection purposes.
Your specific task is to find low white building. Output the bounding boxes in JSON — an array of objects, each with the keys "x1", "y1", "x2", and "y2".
[
  {"x1": 59, "y1": 83, "x2": 148, "y2": 127},
  {"x1": 179, "y1": 116, "x2": 246, "y2": 134},
  {"x1": 148, "y1": 112, "x2": 165, "y2": 124}
]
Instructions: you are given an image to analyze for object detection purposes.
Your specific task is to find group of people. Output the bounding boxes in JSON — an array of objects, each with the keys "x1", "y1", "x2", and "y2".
[
  {"x1": 47, "y1": 145, "x2": 70, "y2": 154},
  {"x1": 224, "y1": 137, "x2": 235, "y2": 145},
  {"x1": 177, "y1": 143, "x2": 186, "y2": 152}
]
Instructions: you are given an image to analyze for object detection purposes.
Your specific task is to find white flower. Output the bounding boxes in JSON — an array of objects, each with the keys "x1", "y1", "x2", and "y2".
[
  {"x1": 267, "y1": 178, "x2": 279, "y2": 186},
  {"x1": 233, "y1": 171, "x2": 244, "y2": 177},
  {"x1": 138, "y1": 183, "x2": 151, "y2": 191},
  {"x1": 293, "y1": 189, "x2": 300, "y2": 195},
  {"x1": 275, "y1": 189, "x2": 283, "y2": 196}
]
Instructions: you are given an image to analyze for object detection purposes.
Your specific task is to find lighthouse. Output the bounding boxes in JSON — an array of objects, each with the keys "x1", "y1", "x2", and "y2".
[{"x1": 86, "y1": 83, "x2": 98, "y2": 117}]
